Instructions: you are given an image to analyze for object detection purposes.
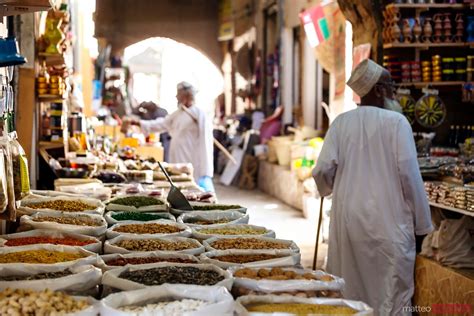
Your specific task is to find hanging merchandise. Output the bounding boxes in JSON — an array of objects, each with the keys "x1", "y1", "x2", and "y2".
[
  {"x1": 0, "y1": 37, "x2": 26, "y2": 67},
  {"x1": 299, "y1": 4, "x2": 331, "y2": 48},
  {"x1": 9, "y1": 132, "x2": 30, "y2": 201},
  {"x1": 395, "y1": 88, "x2": 416, "y2": 125},
  {"x1": 0, "y1": 134, "x2": 15, "y2": 220},
  {"x1": 415, "y1": 89, "x2": 446, "y2": 129}
]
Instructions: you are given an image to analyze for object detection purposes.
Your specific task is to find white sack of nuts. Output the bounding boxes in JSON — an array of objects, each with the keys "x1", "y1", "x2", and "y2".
[
  {"x1": 104, "y1": 235, "x2": 205, "y2": 255},
  {"x1": 19, "y1": 196, "x2": 105, "y2": 216},
  {"x1": 177, "y1": 210, "x2": 249, "y2": 227},
  {"x1": 106, "y1": 219, "x2": 192, "y2": 239},
  {"x1": 199, "y1": 249, "x2": 301, "y2": 269}
]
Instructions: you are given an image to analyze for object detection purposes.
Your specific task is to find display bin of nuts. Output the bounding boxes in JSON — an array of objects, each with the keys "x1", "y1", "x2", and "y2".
[
  {"x1": 101, "y1": 263, "x2": 234, "y2": 293},
  {"x1": 19, "y1": 211, "x2": 108, "y2": 237},
  {"x1": 170, "y1": 202, "x2": 247, "y2": 216},
  {"x1": 235, "y1": 295, "x2": 373, "y2": 316},
  {"x1": 106, "y1": 220, "x2": 192, "y2": 239},
  {"x1": 104, "y1": 235, "x2": 205, "y2": 255},
  {"x1": 99, "y1": 252, "x2": 200, "y2": 271},
  {"x1": 100, "y1": 284, "x2": 234, "y2": 316},
  {"x1": 0, "y1": 265, "x2": 102, "y2": 297},
  {"x1": 0, "y1": 244, "x2": 100, "y2": 269},
  {"x1": 192, "y1": 224, "x2": 276, "y2": 241},
  {"x1": 106, "y1": 195, "x2": 167, "y2": 212},
  {"x1": 104, "y1": 211, "x2": 176, "y2": 225},
  {"x1": 203, "y1": 236, "x2": 300, "y2": 253},
  {"x1": 177, "y1": 210, "x2": 249, "y2": 227},
  {"x1": 228, "y1": 267, "x2": 345, "y2": 299},
  {"x1": 199, "y1": 250, "x2": 300, "y2": 269},
  {"x1": 0, "y1": 288, "x2": 100, "y2": 316},
  {"x1": 18, "y1": 196, "x2": 105, "y2": 216},
  {"x1": 0, "y1": 229, "x2": 103, "y2": 253}
]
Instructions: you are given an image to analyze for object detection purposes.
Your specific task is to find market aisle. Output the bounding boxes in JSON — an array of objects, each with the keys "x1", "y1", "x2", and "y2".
[{"x1": 215, "y1": 183, "x2": 327, "y2": 269}]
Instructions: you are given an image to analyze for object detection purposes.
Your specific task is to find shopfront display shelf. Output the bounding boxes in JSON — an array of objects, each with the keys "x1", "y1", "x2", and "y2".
[
  {"x1": 429, "y1": 201, "x2": 474, "y2": 217},
  {"x1": 383, "y1": 42, "x2": 467, "y2": 49},
  {"x1": 386, "y1": 3, "x2": 466, "y2": 10},
  {"x1": 395, "y1": 81, "x2": 466, "y2": 88}
]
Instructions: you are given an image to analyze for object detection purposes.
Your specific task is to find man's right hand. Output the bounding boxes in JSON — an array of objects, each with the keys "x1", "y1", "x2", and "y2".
[{"x1": 120, "y1": 117, "x2": 140, "y2": 134}]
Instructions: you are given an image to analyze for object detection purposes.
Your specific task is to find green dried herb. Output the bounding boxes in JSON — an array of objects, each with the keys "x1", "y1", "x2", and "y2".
[
  {"x1": 111, "y1": 212, "x2": 171, "y2": 222},
  {"x1": 110, "y1": 196, "x2": 164, "y2": 208},
  {"x1": 190, "y1": 204, "x2": 242, "y2": 211}
]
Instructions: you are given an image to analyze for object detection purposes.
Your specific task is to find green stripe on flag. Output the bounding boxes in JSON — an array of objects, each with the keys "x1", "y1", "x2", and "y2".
[{"x1": 318, "y1": 18, "x2": 330, "y2": 40}]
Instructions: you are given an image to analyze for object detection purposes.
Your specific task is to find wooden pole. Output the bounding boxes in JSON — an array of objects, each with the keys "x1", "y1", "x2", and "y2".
[{"x1": 312, "y1": 196, "x2": 324, "y2": 270}]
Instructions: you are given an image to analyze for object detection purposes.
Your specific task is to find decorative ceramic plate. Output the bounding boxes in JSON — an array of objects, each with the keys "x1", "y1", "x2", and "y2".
[
  {"x1": 396, "y1": 93, "x2": 416, "y2": 125},
  {"x1": 415, "y1": 94, "x2": 446, "y2": 128}
]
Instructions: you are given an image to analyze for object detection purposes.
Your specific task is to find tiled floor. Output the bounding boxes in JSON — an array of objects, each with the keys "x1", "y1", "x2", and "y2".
[{"x1": 215, "y1": 183, "x2": 327, "y2": 269}]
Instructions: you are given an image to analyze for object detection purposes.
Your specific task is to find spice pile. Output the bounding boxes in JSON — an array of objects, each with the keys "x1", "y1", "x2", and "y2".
[
  {"x1": 0, "y1": 270, "x2": 73, "y2": 281},
  {"x1": 190, "y1": 204, "x2": 242, "y2": 211},
  {"x1": 113, "y1": 223, "x2": 182, "y2": 234},
  {"x1": 4, "y1": 236, "x2": 95, "y2": 247},
  {"x1": 209, "y1": 238, "x2": 290, "y2": 250},
  {"x1": 106, "y1": 256, "x2": 197, "y2": 266},
  {"x1": 0, "y1": 289, "x2": 90, "y2": 315},
  {"x1": 0, "y1": 250, "x2": 84, "y2": 264},
  {"x1": 198, "y1": 226, "x2": 267, "y2": 236},
  {"x1": 115, "y1": 239, "x2": 199, "y2": 252},
  {"x1": 111, "y1": 212, "x2": 171, "y2": 222},
  {"x1": 32, "y1": 215, "x2": 101, "y2": 227},
  {"x1": 119, "y1": 266, "x2": 224, "y2": 286},
  {"x1": 110, "y1": 196, "x2": 164, "y2": 208},
  {"x1": 119, "y1": 299, "x2": 210, "y2": 315},
  {"x1": 246, "y1": 303, "x2": 357, "y2": 314},
  {"x1": 185, "y1": 218, "x2": 232, "y2": 225},
  {"x1": 234, "y1": 268, "x2": 334, "y2": 281},
  {"x1": 212, "y1": 254, "x2": 282, "y2": 264},
  {"x1": 27, "y1": 200, "x2": 96, "y2": 212}
]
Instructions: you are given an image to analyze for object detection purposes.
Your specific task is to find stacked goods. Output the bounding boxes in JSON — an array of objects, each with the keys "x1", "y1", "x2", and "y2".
[{"x1": 424, "y1": 181, "x2": 440, "y2": 202}]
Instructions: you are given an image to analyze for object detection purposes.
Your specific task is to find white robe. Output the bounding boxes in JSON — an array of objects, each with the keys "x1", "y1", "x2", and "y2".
[
  {"x1": 140, "y1": 105, "x2": 214, "y2": 180},
  {"x1": 312, "y1": 106, "x2": 433, "y2": 316}
]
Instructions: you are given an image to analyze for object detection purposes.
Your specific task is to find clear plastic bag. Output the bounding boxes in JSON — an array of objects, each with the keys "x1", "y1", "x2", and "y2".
[
  {"x1": 0, "y1": 149, "x2": 8, "y2": 213},
  {"x1": 9, "y1": 133, "x2": 30, "y2": 201},
  {"x1": 0, "y1": 134, "x2": 15, "y2": 220}
]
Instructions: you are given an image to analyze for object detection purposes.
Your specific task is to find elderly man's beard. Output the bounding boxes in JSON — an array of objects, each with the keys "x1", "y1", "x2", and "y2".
[{"x1": 384, "y1": 97, "x2": 403, "y2": 113}]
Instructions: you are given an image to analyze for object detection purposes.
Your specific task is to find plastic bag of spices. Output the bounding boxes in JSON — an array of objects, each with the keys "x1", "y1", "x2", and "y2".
[
  {"x1": 0, "y1": 148, "x2": 8, "y2": 213},
  {"x1": 9, "y1": 132, "x2": 30, "y2": 201},
  {"x1": 0, "y1": 134, "x2": 15, "y2": 220}
]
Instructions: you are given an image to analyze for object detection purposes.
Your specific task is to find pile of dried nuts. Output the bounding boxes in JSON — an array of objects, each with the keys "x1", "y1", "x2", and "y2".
[
  {"x1": 5, "y1": 236, "x2": 95, "y2": 247},
  {"x1": 115, "y1": 238, "x2": 199, "y2": 252},
  {"x1": 0, "y1": 270, "x2": 73, "y2": 281},
  {"x1": 246, "y1": 303, "x2": 356, "y2": 315},
  {"x1": 197, "y1": 226, "x2": 267, "y2": 236},
  {"x1": 32, "y1": 215, "x2": 101, "y2": 227},
  {"x1": 0, "y1": 289, "x2": 90, "y2": 315},
  {"x1": 212, "y1": 254, "x2": 282, "y2": 264},
  {"x1": 209, "y1": 238, "x2": 291, "y2": 250},
  {"x1": 119, "y1": 299, "x2": 210, "y2": 315},
  {"x1": 0, "y1": 250, "x2": 84, "y2": 264},
  {"x1": 233, "y1": 268, "x2": 334, "y2": 281},
  {"x1": 119, "y1": 266, "x2": 224, "y2": 286},
  {"x1": 113, "y1": 223, "x2": 183, "y2": 234},
  {"x1": 106, "y1": 256, "x2": 197, "y2": 266},
  {"x1": 27, "y1": 200, "x2": 96, "y2": 212}
]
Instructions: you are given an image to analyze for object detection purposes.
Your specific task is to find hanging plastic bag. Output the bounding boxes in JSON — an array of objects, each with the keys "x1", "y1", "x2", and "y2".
[
  {"x1": 9, "y1": 132, "x2": 30, "y2": 201},
  {"x1": 0, "y1": 148, "x2": 8, "y2": 213},
  {"x1": 0, "y1": 133, "x2": 15, "y2": 220}
]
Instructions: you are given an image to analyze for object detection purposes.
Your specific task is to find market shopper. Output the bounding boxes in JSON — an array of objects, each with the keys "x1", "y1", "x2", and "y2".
[
  {"x1": 122, "y1": 82, "x2": 214, "y2": 192},
  {"x1": 312, "y1": 59, "x2": 433, "y2": 315}
]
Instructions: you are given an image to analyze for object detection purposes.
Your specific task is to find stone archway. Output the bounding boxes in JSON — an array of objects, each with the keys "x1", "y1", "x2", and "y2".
[{"x1": 95, "y1": 0, "x2": 222, "y2": 68}]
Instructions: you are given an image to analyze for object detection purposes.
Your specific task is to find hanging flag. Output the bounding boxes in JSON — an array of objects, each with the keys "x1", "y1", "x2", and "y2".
[{"x1": 299, "y1": 5, "x2": 330, "y2": 47}]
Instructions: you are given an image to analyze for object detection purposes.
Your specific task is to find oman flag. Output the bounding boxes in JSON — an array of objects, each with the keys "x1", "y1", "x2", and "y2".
[{"x1": 299, "y1": 5, "x2": 330, "y2": 47}]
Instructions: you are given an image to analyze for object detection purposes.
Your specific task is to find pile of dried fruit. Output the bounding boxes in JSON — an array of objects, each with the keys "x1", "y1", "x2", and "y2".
[
  {"x1": 209, "y1": 238, "x2": 290, "y2": 250},
  {"x1": 27, "y1": 200, "x2": 96, "y2": 212},
  {"x1": 111, "y1": 212, "x2": 171, "y2": 222},
  {"x1": 110, "y1": 196, "x2": 163, "y2": 208},
  {"x1": 119, "y1": 266, "x2": 224, "y2": 286},
  {"x1": 0, "y1": 289, "x2": 90, "y2": 315},
  {"x1": 106, "y1": 256, "x2": 197, "y2": 266},
  {"x1": 113, "y1": 223, "x2": 182, "y2": 234},
  {"x1": 211, "y1": 254, "x2": 281, "y2": 264},
  {"x1": 190, "y1": 204, "x2": 242, "y2": 211},
  {"x1": 246, "y1": 303, "x2": 356, "y2": 314},
  {"x1": 4, "y1": 236, "x2": 95, "y2": 247},
  {"x1": 115, "y1": 239, "x2": 199, "y2": 252},
  {"x1": 32, "y1": 215, "x2": 101, "y2": 227},
  {"x1": 0, "y1": 270, "x2": 73, "y2": 281},
  {"x1": 0, "y1": 250, "x2": 84, "y2": 264},
  {"x1": 197, "y1": 226, "x2": 267, "y2": 236},
  {"x1": 233, "y1": 268, "x2": 334, "y2": 281}
]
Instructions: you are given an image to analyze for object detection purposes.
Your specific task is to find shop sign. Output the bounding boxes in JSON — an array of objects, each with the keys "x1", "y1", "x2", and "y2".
[
  {"x1": 218, "y1": 0, "x2": 234, "y2": 41},
  {"x1": 299, "y1": 4, "x2": 330, "y2": 48}
]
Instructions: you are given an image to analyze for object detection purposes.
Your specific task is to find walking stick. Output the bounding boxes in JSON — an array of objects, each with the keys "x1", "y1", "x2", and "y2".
[{"x1": 312, "y1": 196, "x2": 324, "y2": 270}]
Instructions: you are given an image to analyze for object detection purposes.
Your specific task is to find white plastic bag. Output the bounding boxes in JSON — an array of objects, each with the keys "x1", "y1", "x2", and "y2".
[
  {"x1": 106, "y1": 195, "x2": 167, "y2": 212},
  {"x1": 228, "y1": 267, "x2": 345, "y2": 297},
  {"x1": 0, "y1": 264, "x2": 102, "y2": 295},
  {"x1": 0, "y1": 229, "x2": 102, "y2": 253},
  {"x1": 99, "y1": 252, "x2": 199, "y2": 271},
  {"x1": 203, "y1": 236, "x2": 300, "y2": 253},
  {"x1": 104, "y1": 235, "x2": 205, "y2": 255},
  {"x1": 235, "y1": 295, "x2": 374, "y2": 316},
  {"x1": 106, "y1": 220, "x2": 192, "y2": 239},
  {"x1": 170, "y1": 202, "x2": 247, "y2": 216},
  {"x1": 19, "y1": 211, "x2": 108, "y2": 237},
  {"x1": 192, "y1": 224, "x2": 275, "y2": 241},
  {"x1": 0, "y1": 244, "x2": 100, "y2": 270},
  {"x1": 19, "y1": 196, "x2": 105, "y2": 216},
  {"x1": 199, "y1": 250, "x2": 300, "y2": 269},
  {"x1": 177, "y1": 210, "x2": 249, "y2": 227},
  {"x1": 101, "y1": 263, "x2": 233, "y2": 292},
  {"x1": 56, "y1": 184, "x2": 112, "y2": 201},
  {"x1": 100, "y1": 284, "x2": 235, "y2": 316},
  {"x1": 104, "y1": 211, "x2": 175, "y2": 225},
  {"x1": 437, "y1": 216, "x2": 474, "y2": 268}
]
